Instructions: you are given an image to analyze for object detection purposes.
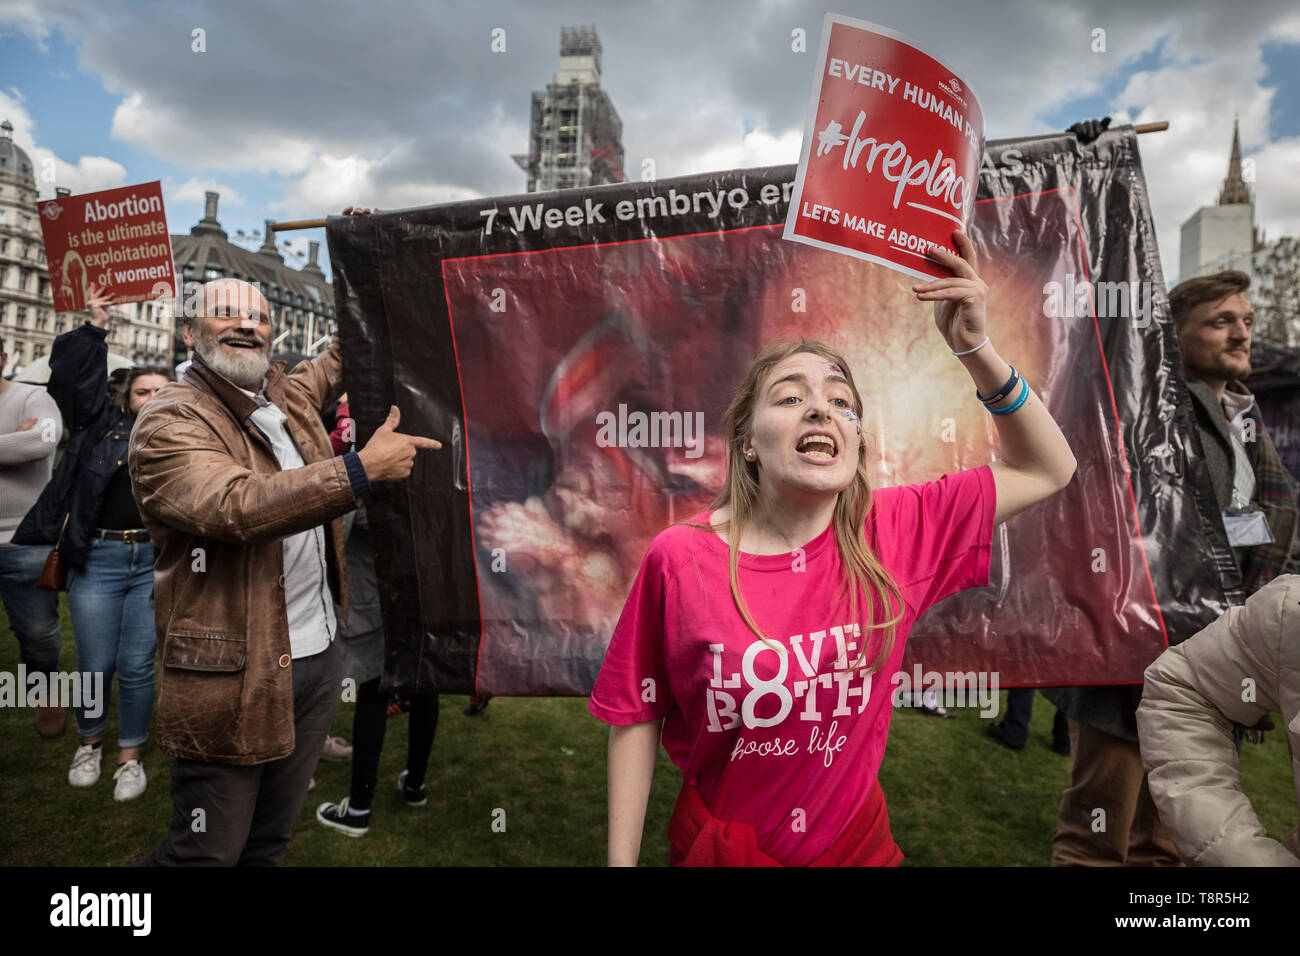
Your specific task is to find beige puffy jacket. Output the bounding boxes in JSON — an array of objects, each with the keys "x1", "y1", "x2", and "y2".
[{"x1": 1138, "y1": 574, "x2": 1300, "y2": 866}]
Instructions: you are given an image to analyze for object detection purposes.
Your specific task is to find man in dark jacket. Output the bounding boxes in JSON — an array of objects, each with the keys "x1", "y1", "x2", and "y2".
[{"x1": 1047, "y1": 270, "x2": 1299, "y2": 865}]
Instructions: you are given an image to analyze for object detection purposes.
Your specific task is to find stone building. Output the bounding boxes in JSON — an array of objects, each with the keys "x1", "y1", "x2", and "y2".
[
  {"x1": 0, "y1": 118, "x2": 170, "y2": 376},
  {"x1": 0, "y1": 118, "x2": 58, "y2": 375},
  {"x1": 1, "y1": 116, "x2": 335, "y2": 377},
  {"x1": 170, "y1": 191, "x2": 336, "y2": 360}
]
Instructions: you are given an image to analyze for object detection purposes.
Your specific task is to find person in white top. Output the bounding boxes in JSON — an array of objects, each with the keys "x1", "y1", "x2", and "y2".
[{"x1": 0, "y1": 335, "x2": 65, "y2": 737}]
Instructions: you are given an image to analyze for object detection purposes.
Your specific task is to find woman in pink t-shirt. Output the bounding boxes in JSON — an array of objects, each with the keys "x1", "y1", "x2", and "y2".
[{"x1": 589, "y1": 232, "x2": 1077, "y2": 866}]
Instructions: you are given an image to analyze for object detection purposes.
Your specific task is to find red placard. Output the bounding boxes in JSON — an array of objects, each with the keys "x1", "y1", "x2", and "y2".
[
  {"x1": 37, "y1": 180, "x2": 175, "y2": 312},
  {"x1": 784, "y1": 15, "x2": 985, "y2": 279}
]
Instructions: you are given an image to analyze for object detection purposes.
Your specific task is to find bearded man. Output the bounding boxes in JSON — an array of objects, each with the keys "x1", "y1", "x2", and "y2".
[{"x1": 131, "y1": 277, "x2": 440, "y2": 865}]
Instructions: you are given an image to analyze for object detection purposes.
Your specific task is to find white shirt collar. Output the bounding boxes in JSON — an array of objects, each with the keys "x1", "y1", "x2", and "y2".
[
  {"x1": 235, "y1": 379, "x2": 270, "y2": 405},
  {"x1": 1220, "y1": 387, "x2": 1255, "y2": 422}
]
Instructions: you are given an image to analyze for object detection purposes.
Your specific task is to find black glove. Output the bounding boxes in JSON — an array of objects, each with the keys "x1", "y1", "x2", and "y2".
[{"x1": 1068, "y1": 116, "x2": 1112, "y2": 144}]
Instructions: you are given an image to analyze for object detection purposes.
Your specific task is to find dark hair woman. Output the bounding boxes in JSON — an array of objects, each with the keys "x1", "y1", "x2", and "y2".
[{"x1": 14, "y1": 284, "x2": 174, "y2": 802}]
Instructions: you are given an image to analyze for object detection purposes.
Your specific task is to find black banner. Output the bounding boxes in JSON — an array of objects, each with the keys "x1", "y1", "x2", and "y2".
[{"x1": 327, "y1": 125, "x2": 1234, "y2": 696}]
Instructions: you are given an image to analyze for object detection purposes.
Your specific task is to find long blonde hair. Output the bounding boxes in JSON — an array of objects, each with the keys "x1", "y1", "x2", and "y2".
[{"x1": 698, "y1": 339, "x2": 904, "y2": 674}]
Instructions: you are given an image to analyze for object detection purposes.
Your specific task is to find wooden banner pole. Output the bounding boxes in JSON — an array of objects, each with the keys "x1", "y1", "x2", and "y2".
[{"x1": 268, "y1": 217, "x2": 326, "y2": 232}]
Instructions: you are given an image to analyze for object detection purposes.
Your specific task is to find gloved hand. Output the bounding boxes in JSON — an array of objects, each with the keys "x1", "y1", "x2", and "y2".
[{"x1": 1068, "y1": 116, "x2": 1112, "y2": 144}]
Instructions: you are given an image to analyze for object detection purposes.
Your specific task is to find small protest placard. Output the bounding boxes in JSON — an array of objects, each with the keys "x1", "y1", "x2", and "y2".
[
  {"x1": 37, "y1": 181, "x2": 175, "y2": 312},
  {"x1": 784, "y1": 14, "x2": 985, "y2": 279}
]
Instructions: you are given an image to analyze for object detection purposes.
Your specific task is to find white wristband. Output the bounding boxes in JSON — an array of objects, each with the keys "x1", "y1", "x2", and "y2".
[{"x1": 951, "y1": 336, "x2": 990, "y2": 357}]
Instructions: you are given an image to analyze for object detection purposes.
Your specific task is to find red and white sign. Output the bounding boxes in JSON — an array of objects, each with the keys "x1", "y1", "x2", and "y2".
[
  {"x1": 37, "y1": 180, "x2": 175, "y2": 313},
  {"x1": 784, "y1": 15, "x2": 985, "y2": 280}
]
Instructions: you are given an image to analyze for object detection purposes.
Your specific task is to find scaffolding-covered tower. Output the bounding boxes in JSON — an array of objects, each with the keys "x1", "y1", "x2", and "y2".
[{"x1": 513, "y1": 26, "x2": 625, "y2": 193}]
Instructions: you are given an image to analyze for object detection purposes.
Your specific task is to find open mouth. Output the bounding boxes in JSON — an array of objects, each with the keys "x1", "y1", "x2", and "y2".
[
  {"x1": 796, "y1": 433, "x2": 838, "y2": 461},
  {"x1": 221, "y1": 338, "x2": 262, "y2": 350}
]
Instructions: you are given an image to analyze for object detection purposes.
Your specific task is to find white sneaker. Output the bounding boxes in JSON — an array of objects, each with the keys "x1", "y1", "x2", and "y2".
[
  {"x1": 68, "y1": 744, "x2": 102, "y2": 787},
  {"x1": 113, "y1": 759, "x2": 147, "y2": 801}
]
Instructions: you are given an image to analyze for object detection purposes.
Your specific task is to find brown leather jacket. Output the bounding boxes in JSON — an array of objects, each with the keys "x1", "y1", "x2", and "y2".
[{"x1": 128, "y1": 341, "x2": 358, "y2": 765}]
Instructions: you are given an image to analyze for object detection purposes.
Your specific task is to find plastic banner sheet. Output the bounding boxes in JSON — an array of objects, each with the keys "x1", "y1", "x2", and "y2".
[{"x1": 327, "y1": 125, "x2": 1235, "y2": 696}]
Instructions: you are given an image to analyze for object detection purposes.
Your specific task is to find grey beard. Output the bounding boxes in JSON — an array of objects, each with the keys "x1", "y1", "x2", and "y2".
[{"x1": 198, "y1": 342, "x2": 270, "y2": 391}]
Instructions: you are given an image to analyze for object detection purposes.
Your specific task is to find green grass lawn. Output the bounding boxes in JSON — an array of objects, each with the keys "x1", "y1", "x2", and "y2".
[{"x1": 2, "y1": 599, "x2": 1295, "y2": 866}]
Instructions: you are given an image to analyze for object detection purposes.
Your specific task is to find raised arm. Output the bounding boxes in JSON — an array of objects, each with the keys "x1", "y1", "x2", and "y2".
[
  {"x1": 129, "y1": 408, "x2": 360, "y2": 544},
  {"x1": 607, "y1": 719, "x2": 663, "y2": 866},
  {"x1": 129, "y1": 401, "x2": 440, "y2": 544},
  {"x1": 279, "y1": 207, "x2": 376, "y2": 412},
  {"x1": 47, "y1": 283, "x2": 115, "y2": 432},
  {"x1": 281, "y1": 336, "x2": 343, "y2": 413},
  {"x1": 913, "y1": 231, "x2": 1077, "y2": 526}
]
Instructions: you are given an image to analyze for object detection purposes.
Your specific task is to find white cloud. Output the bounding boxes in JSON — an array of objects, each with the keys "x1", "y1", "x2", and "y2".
[
  {"x1": 1102, "y1": 29, "x2": 1294, "y2": 282},
  {"x1": 5, "y1": 0, "x2": 1299, "y2": 286},
  {"x1": 1276, "y1": 15, "x2": 1300, "y2": 40},
  {"x1": 0, "y1": 0, "x2": 53, "y2": 50},
  {"x1": 168, "y1": 177, "x2": 243, "y2": 206},
  {"x1": 656, "y1": 121, "x2": 803, "y2": 180},
  {"x1": 0, "y1": 89, "x2": 127, "y2": 198},
  {"x1": 110, "y1": 91, "x2": 316, "y2": 175},
  {"x1": 1249, "y1": 137, "x2": 1300, "y2": 242},
  {"x1": 272, "y1": 151, "x2": 483, "y2": 215}
]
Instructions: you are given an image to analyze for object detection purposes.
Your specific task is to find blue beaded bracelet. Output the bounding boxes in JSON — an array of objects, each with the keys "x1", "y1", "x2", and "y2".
[{"x1": 986, "y1": 379, "x2": 1031, "y2": 416}]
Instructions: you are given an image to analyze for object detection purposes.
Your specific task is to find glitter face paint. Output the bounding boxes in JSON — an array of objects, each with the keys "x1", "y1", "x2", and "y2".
[
  {"x1": 841, "y1": 407, "x2": 862, "y2": 437},
  {"x1": 826, "y1": 363, "x2": 861, "y2": 437}
]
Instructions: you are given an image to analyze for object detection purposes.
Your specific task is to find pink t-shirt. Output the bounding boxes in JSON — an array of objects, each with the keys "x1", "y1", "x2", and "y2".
[{"x1": 589, "y1": 465, "x2": 995, "y2": 865}]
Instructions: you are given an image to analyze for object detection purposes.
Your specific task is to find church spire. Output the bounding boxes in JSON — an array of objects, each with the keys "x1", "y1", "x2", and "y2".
[{"x1": 1218, "y1": 118, "x2": 1251, "y2": 205}]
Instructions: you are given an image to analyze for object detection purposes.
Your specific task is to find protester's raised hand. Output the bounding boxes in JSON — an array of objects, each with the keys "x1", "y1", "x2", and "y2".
[
  {"x1": 357, "y1": 405, "x2": 442, "y2": 482},
  {"x1": 912, "y1": 230, "x2": 988, "y2": 353},
  {"x1": 85, "y1": 282, "x2": 115, "y2": 328},
  {"x1": 342, "y1": 207, "x2": 371, "y2": 216}
]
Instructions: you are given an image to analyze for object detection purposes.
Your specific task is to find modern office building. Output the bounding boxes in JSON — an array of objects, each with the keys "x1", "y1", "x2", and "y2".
[{"x1": 1179, "y1": 120, "x2": 1264, "y2": 281}]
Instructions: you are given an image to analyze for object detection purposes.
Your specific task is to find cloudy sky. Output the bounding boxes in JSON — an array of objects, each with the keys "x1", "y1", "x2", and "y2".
[{"x1": 2, "y1": 0, "x2": 1298, "y2": 281}]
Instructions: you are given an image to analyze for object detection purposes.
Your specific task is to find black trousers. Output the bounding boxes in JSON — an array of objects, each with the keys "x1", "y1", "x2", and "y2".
[
  {"x1": 1002, "y1": 688, "x2": 1070, "y2": 750},
  {"x1": 348, "y1": 676, "x2": 439, "y2": 811},
  {"x1": 142, "y1": 639, "x2": 344, "y2": 866}
]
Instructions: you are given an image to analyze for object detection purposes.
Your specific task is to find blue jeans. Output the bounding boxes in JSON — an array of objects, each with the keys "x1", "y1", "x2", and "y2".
[
  {"x1": 66, "y1": 537, "x2": 157, "y2": 747},
  {"x1": 0, "y1": 543, "x2": 63, "y2": 673}
]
